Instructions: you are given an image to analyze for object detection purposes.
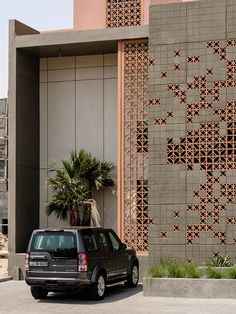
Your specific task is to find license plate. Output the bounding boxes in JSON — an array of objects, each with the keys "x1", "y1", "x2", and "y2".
[{"x1": 30, "y1": 261, "x2": 48, "y2": 267}]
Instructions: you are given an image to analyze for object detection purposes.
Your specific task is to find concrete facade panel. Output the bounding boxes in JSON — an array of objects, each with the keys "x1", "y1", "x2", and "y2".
[
  {"x1": 39, "y1": 170, "x2": 48, "y2": 228},
  {"x1": 75, "y1": 79, "x2": 103, "y2": 159},
  {"x1": 76, "y1": 55, "x2": 104, "y2": 68},
  {"x1": 47, "y1": 56, "x2": 75, "y2": 70},
  {"x1": 104, "y1": 53, "x2": 118, "y2": 66},
  {"x1": 76, "y1": 67, "x2": 103, "y2": 81},
  {"x1": 104, "y1": 78, "x2": 118, "y2": 163},
  {"x1": 48, "y1": 69, "x2": 76, "y2": 82},
  {"x1": 48, "y1": 81, "x2": 76, "y2": 164},
  {"x1": 39, "y1": 83, "x2": 48, "y2": 169},
  {"x1": 39, "y1": 71, "x2": 47, "y2": 83},
  {"x1": 104, "y1": 66, "x2": 118, "y2": 79},
  {"x1": 103, "y1": 189, "x2": 117, "y2": 231},
  {"x1": 39, "y1": 58, "x2": 47, "y2": 70},
  {"x1": 103, "y1": 77, "x2": 118, "y2": 230},
  {"x1": 92, "y1": 189, "x2": 104, "y2": 228},
  {"x1": 47, "y1": 209, "x2": 70, "y2": 228}
]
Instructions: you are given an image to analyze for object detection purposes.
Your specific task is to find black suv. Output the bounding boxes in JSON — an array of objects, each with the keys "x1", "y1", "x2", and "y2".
[{"x1": 25, "y1": 227, "x2": 139, "y2": 300}]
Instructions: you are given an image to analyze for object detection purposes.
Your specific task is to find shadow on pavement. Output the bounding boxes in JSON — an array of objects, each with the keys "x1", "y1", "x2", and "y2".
[{"x1": 38, "y1": 283, "x2": 143, "y2": 304}]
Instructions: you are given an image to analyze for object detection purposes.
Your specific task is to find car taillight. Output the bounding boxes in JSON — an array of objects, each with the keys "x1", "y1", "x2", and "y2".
[
  {"x1": 25, "y1": 252, "x2": 30, "y2": 271},
  {"x1": 78, "y1": 253, "x2": 87, "y2": 272}
]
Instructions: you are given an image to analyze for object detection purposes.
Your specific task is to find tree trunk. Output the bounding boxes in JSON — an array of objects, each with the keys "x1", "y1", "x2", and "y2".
[
  {"x1": 81, "y1": 203, "x2": 91, "y2": 226},
  {"x1": 69, "y1": 207, "x2": 80, "y2": 226},
  {"x1": 69, "y1": 205, "x2": 91, "y2": 226}
]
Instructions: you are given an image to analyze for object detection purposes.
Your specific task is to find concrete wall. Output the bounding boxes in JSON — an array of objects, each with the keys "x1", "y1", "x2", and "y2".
[
  {"x1": 148, "y1": 0, "x2": 236, "y2": 265},
  {"x1": 39, "y1": 54, "x2": 118, "y2": 230},
  {"x1": 16, "y1": 50, "x2": 39, "y2": 253},
  {"x1": 8, "y1": 20, "x2": 40, "y2": 277}
]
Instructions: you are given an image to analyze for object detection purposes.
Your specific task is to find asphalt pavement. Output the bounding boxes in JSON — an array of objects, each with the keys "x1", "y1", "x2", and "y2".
[{"x1": 1, "y1": 281, "x2": 236, "y2": 314}]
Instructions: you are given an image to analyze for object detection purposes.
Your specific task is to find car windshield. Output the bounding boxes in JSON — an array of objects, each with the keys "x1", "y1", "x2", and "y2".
[{"x1": 30, "y1": 232, "x2": 77, "y2": 258}]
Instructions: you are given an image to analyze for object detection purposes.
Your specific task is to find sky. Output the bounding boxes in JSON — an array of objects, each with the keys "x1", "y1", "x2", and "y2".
[{"x1": 0, "y1": 0, "x2": 73, "y2": 98}]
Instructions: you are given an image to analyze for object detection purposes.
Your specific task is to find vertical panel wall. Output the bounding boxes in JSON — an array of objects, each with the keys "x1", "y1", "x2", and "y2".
[
  {"x1": 148, "y1": 0, "x2": 236, "y2": 264},
  {"x1": 39, "y1": 54, "x2": 117, "y2": 230}
]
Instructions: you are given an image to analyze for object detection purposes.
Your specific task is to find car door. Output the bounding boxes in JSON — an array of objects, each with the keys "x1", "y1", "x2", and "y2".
[
  {"x1": 107, "y1": 229, "x2": 128, "y2": 278},
  {"x1": 96, "y1": 231, "x2": 115, "y2": 280},
  {"x1": 81, "y1": 231, "x2": 102, "y2": 275}
]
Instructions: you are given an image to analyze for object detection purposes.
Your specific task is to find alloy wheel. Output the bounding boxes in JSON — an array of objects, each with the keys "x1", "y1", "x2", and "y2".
[
  {"x1": 97, "y1": 275, "x2": 105, "y2": 297},
  {"x1": 132, "y1": 265, "x2": 139, "y2": 285}
]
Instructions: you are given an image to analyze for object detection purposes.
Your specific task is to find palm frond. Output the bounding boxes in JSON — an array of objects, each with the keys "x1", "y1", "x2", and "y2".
[
  {"x1": 46, "y1": 149, "x2": 115, "y2": 226},
  {"x1": 62, "y1": 160, "x2": 75, "y2": 179}
]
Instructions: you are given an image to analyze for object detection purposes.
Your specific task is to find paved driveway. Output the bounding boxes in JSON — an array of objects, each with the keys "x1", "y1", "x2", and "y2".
[{"x1": 1, "y1": 281, "x2": 236, "y2": 314}]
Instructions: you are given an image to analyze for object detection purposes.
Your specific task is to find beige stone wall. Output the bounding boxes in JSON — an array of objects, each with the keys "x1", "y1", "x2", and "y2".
[{"x1": 39, "y1": 54, "x2": 118, "y2": 230}]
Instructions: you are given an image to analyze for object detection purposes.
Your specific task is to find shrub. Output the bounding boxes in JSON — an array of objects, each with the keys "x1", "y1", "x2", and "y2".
[
  {"x1": 206, "y1": 267, "x2": 222, "y2": 279},
  {"x1": 226, "y1": 267, "x2": 236, "y2": 279},
  {"x1": 149, "y1": 265, "x2": 167, "y2": 278},
  {"x1": 209, "y1": 255, "x2": 233, "y2": 267},
  {"x1": 148, "y1": 259, "x2": 236, "y2": 279},
  {"x1": 148, "y1": 259, "x2": 200, "y2": 279},
  {"x1": 166, "y1": 260, "x2": 185, "y2": 278},
  {"x1": 184, "y1": 262, "x2": 200, "y2": 278}
]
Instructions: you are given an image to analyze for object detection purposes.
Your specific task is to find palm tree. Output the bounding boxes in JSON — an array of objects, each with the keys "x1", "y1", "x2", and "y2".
[{"x1": 46, "y1": 150, "x2": 115, "y2": 226}]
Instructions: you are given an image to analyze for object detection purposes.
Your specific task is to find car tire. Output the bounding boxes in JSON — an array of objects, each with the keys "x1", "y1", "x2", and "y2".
[
  {"x1": 125, "y1": 264, "x2": 139, "y2": 288},
  {"x1": 90, "y1": 272, "x2": 106, "y2": 300},
  {"x1": 30, "y1": 287, "x2": 48, "y2": 299}
]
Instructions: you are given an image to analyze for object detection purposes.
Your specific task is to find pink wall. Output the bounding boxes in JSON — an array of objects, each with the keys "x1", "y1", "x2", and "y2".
[
  {"x1": 143, "y1": 0, "x2": 151, "y2": 25},
  {"x1": 74, "y1": 0, "x2": 106, "y2": 30},
  {"x1": 150, "y1": 0, "x2": 185, "y2": 3},
  {"x1": 73, "y1": 0, "x2": 192, "y2": 30}
]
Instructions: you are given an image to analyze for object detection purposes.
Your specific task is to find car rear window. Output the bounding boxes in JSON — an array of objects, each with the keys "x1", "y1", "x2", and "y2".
[{"x1": 30, "y1": 232, "x2": 77, "y2": 258}]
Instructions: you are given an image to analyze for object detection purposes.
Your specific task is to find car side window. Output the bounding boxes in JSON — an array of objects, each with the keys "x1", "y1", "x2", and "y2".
[
  {"x1": 82, "y1": 233, "x2": 98, "y2": 252},
  {"x1": 98, "y1": 232, "x2": 112, "y2": 252},
  {"x1": 108, "y1": 231, "x2": 122, "y2": 251}
]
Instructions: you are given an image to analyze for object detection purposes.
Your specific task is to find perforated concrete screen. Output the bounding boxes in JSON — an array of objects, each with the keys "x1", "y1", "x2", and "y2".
[
  {"x1": 106, "y1": 0, "x2": 142, "y2": 28},
  {"x1": 121, "y1": 40, "x2": 153, "y2": 252}
]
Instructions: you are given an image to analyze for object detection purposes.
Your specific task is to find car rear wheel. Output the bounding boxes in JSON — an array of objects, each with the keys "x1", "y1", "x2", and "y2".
[
  {"x1": 90, "y1": 273, "x2": 106, "y2": 300},
  {"x1": 30, "y1": 287, "x2": 48, "y2": 299},
  {"x1": 125, "y1": 264, "x2": 139, "y2": 288}
]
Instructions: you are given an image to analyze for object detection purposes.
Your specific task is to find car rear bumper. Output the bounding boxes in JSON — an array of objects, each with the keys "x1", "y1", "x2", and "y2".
[{"x1": 25, "y1": 276, "x2": 91, "y2": 290}]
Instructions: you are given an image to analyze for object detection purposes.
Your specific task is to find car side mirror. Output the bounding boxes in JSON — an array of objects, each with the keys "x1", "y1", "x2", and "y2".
[
  {"x1": 122, "y1": 243, "x2": 127, "y2": 250},
  {"x1": 114, "y1": 243, "x2": 127, "y2": 251}
]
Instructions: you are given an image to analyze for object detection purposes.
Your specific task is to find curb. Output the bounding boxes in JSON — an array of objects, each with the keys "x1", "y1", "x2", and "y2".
[
  {"x1": 143, "y1": 277, "x2": 236, "y2": 299},
  {"x1": 0, "y1": 276, "x2": 12, "y2": 283}
]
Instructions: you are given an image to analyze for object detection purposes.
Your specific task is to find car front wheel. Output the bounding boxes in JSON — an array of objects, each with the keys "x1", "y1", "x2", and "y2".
[
  {"x1": 90, "y1": 273, "x2": 106, "y2": 300},
  {"x1": 30, "y1": 287, "x2": 48, "y2": 299},
  {"x1": 125, "y1": 264, "x2": 139, "y2": 288}
]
